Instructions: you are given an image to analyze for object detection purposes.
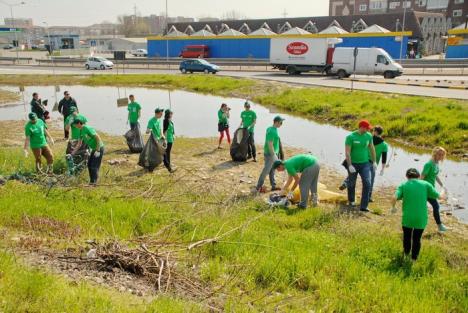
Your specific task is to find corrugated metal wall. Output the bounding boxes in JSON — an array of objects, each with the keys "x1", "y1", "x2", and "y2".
[
  {"x1": 148, "y1": 36, "x2": 408, "y2": 59},
  {"x1": 446, "y1": 45, "x2": 468, "y2": 59}
]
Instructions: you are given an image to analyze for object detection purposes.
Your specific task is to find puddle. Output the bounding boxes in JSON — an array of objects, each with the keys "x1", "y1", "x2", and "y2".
[{"x1": 1, "y1": 85, "x2": 467, "y2": 222}]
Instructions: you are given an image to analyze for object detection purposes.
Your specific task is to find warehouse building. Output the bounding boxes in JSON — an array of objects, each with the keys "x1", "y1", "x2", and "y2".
[{"x1": 446, "y1": 23, "x2": 468, "y2": 58}]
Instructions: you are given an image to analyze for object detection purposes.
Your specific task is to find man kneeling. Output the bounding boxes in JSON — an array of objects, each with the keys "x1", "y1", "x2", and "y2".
[{"x1": 273, "y1": 154, "x2": 320, "y2": 209}]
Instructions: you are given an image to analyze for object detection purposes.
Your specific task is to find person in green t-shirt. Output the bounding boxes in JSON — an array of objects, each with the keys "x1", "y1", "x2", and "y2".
[
  {"x1": 23, "y1": 112, "x2": 55, "y2": 173},
  {"x1": 65, "y1": 107, "x2": 88, "y2": 141},
  {"x1": 163, "y1": 109, "x2": 176, "y2": 173},
  {"x1": 421, "y1": 146, "x2": 448, "y2": 233},
  {"x1": 369, "y1": 125, "x2": 389, "y2": 202},
  {"x1": 71, "y1": 117, "x2": 105, "y2": 185},
  {"x1": 273, "y1": 154, "x2": 320, "y2": 209},
  {"x1": 146, "y1": 108, "x2": 164, "y2": 140},
  {"x1": 127, "y1": 94, "x2": 142, "y2": 130},
  {"x1": 240, "y1": 101, "x2": 257, "y2": 162},
  {"x1": 217, "y1": 103, "x2": 231, "y2": 149},
  {"x1": 391, "y1": 168, "x2": 445, "y2": 260},
  {"x1": 344, "y1": 120, "x2": 376, "y2": 212},
  {"x1": 256, "y1": 115, "x2": 284, "y2": 193}
]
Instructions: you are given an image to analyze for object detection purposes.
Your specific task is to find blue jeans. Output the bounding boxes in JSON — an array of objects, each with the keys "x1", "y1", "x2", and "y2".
[
  {"x1": 256, "y1": 153, "x2": 277, "y2": 189},
  {"x1": 347, "y1": 162, "x2": 372, "y2": 210},
  {"x1": 428, "y1": 198, "x2": 442, "y2": 225}
]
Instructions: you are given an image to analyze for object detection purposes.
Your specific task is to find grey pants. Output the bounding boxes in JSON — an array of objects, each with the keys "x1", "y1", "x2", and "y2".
[
  {"x1": 256, "y1": 153, "x2": 277, "y2": 189},
  {"x1": 299, "y1": 163, "x2": 320, "y2": 208}
]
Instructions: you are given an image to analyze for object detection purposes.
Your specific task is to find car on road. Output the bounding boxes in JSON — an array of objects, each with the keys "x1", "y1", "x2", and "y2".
[
  {"x1": 85, "y1": 56, "x2": 114, "y2": 70},
  {"x1": 131, "y1": 49, "x2": 147, "y2": 57},
  {"x1": 179, "y1": 59, "x2": 220, "y2": 74},
  {"x1": 3, "y1": 44, "x2": 14, "y2": 50}
]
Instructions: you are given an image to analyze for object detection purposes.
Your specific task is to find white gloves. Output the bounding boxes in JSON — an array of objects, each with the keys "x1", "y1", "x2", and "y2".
[
  {"x1": 23, "y1": 149, "x2": 29, "y2": 158},
  {"x1": 93, "y1": 151, "x2": 101, "y2": 158},
  {"x1": 380, "y1": 168, "x2": 385, "y2": 176},
  {"x1": 287, "y1": 192, "x2": 294, "y2": 200},
  {"x1": 348, "y1": 165, "x2": 356, "y2": 174}
]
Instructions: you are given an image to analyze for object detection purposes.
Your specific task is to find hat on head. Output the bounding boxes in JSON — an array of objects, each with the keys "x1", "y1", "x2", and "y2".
[
  {"x1": 72, "y1": 116, "x2": 85, "y2": 124},
  {"x1": 28, "y1": 112, "x2": 37, "y2": 120},
  {"x1": 272, "y1": 160, "x2": 284, "y2": 170},
  {"x1": 358, "y1": 119, "x2": 371, "y2": 130},
  {"x1": 274, "y1": 115, "x2": 285, "y2": 123},
  {"x1": 155, "y1": 108, "x2": 164, "y2": 113},
  {"x1": 244, "y1": 101, "x2": 251, "y2": 107},
  {"x1": 406, "y1": 168, "x2": 420, "y2": 178}
]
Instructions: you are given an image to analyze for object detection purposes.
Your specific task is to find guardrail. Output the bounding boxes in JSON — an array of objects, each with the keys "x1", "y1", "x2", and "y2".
[{"x1": 0, "y1": 57, "x2": 33, "y2": 65}]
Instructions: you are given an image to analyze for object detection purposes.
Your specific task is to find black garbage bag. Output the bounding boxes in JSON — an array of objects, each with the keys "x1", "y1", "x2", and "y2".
[
  {"x1": 138, "y1": 133, "x2": 166, "y2": 171},
  {"x1": 124, "y1": 124, "x2": 144, "y2": 153},
  {"x1": 230, "y1": 128, "x2": 249, "y2": 162},
  {"x1": 66, "y1": 140, "x2": 89, "y2": 175}
]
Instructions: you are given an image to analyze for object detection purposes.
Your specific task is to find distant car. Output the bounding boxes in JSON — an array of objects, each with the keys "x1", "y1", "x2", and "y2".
[
  {"x1": 3, "y1": 44, "x2": 13, "y2": 50},
  {"x1": 38, "y1": 44, "x2": 47, "y2": 51},
  {"x1": 179, "y1": 45, "x2": 209, "y2": 58},
  {"x1": 85, "y1": 56, "x2": 114, "y2": 70},
  {"x1": 31, "y1": 44, "x2": 38, "y2": 50},
  {"x1": 179, "y1": 59, "x2": 220, "y2": 74},
  {"x1": 131, "y1": 49, "x2": 147, "y2": 57}
]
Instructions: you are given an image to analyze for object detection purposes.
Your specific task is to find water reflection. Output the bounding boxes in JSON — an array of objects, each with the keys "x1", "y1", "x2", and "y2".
[{"x1": 1, "y1": 85, "x2": 467, "y2": 222}]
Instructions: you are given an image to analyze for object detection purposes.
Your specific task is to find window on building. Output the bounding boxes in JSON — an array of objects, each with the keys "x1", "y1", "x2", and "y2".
[
  {"x1": 389, "y1": 2, "x2": 400, "y2": 10},
  {"x1": 454, "y1": 0, "x2": 464, "y2": 4},
  {"x1": 418, "y1": 0, "x2": 427, "y2": 6},
  {"x1": 453, "y1": 9, "x2": 463, "y2": 17},
  {"x1": 359, "y1": 4, "x2": 367, "y2": 11},
  {"x1": 427, "y1": 0, "x2": 449, "y2": 10},
  {"x1": 403, "y1": 1, "x2": 412, "y2": 8},
  {"x1": 369, "y1": 1, "x2": 387, "y2": 10}
]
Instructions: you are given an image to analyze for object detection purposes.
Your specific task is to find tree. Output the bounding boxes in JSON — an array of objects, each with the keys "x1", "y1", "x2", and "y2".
[
  {"x1": 117, "y1": 14, "x2": 150, "y2": 37},
  {"x1": 221, "y1": 10, "x2": 247, "y2": 21}
]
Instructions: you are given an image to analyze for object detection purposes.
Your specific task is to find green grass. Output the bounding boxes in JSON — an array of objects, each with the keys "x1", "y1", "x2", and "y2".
[
  {"x1": 254, "y1": 88, "x2": 468, "y2": 155},
  {"x1": 0, "y1": 125, "x2": 467, "y2": 312}
]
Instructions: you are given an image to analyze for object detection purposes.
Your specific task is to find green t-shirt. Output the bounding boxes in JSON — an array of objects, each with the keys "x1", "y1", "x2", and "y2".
[
  {"x1": 218, "y1": 109, "x2": 228, "y2": 125},
  {"x1": 240, "y1": 110, "x2": 257, "y2": 133},
  {"x1": 395, "y1": 179, "x2": 440, "y2": 229},
  {"x1": 264, "y1": 126, "x2": 280, "y2": 155},
  {"x1": 166, "y1": 121, "x2": 175, "y2": 143},
  {"x1": 80, "y1": 125, "x2": 104, "y2": 151},
  {"x1": 422, "y1": 160, "x2": 439, "y2": 187},
  {"x1": 345, "y1": 131, "x2": 373, "y2": 164},
  {"x1": 147, "y1": 117, "x2": 162, "y2": 139},
  {"x1": 127, "y1": 102, "x2": 142, "y2": 124},
  {"x1": 24, "y1": 119, "x2": 47, "y2": 149},
  {"x1": 65, "y1": 114, "x2": 88, "y2": 140},
  {"x1": 284, "y1": 154, "x2": 317, "y2": 176},
  {"x1": 375, "y1": 141, "x2": 389, "y2": 165}
]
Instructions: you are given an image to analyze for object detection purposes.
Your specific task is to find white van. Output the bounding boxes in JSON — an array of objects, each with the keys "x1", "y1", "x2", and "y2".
[{"x1": 330, "y1": 47, "x2": 403, "y2": 79}]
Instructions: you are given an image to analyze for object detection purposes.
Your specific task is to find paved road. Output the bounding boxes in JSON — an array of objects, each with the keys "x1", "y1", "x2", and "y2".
[{"x1": 1, "y1": 65, "x2": 467, "y2": 100}]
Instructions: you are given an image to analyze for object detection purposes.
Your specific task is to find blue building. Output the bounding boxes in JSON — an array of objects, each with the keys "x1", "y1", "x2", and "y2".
[{"x1": 446, "y1": 27, "x2": 468, "y2": 59}]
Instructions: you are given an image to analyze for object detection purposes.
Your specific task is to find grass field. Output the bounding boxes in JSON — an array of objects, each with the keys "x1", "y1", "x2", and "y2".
[
  {"x1": 0, "y1": 74, "x2": 467, "y2": 156},
  {"x1": 0, "y1": 121, "x2": 467, "y2": 312}
]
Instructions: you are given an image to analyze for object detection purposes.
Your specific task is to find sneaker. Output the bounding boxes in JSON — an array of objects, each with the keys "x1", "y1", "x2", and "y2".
[
  {"x1": 369, "y1": 199, "x2": 374, "y2": 203},
  {"x1": 438, "y1": 224, "x2": 448, "y2": 232},
  {"x1": 349, "y1": 202, "x2": 356, "y2": 207},
  {"x1": 257, "y1": 186, "x2": 267, "y2": 194},
  {"x1": 339, "y1": 182, "x2": 347, "y2": 191},
  {"x1": 360, "y1": 208, "x2": 370, "y2": 212},
  {"x1": 297, "y1": 204, "x2": 307, "y2": 210}
]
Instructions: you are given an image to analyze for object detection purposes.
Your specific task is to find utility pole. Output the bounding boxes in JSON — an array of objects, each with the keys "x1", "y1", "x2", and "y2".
[
  {"x1": 166, "y1": 0, "x2": 169, "y2": 66},
  {"x1": 399, "y1": 3, "x2": 407, "y2": 61},
  {"x1": 0, "y1": 1, "x2": 26, "y2": 61},
  {"x1": 43, "y1": 22, "x2": 55, "y2": 75}
]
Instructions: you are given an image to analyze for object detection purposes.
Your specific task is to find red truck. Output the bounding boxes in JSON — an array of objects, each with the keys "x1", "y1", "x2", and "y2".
[{"x1": 179, "y1": 45, "x2": 210, "y2": 58}]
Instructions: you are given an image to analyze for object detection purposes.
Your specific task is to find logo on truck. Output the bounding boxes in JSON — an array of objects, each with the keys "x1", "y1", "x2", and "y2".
[{"x1": 286, "y1": 42, "x2": 309, "y2": 55}]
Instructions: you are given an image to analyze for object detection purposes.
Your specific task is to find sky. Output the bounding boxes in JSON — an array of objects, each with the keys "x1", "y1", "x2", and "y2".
[{"x1": 0, "y1": 0, "x2": 329, "y2": 26}]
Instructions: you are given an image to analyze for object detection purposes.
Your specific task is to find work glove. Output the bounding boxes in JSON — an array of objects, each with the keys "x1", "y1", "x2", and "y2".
[
  {"x1": 23, "y1": 149, "x2": 29, "y2": 158},
  {"x1": 372, "y1": 163, "x2": 377, "y2": 171},
  {"x1": 391, "y1": 206, "x2": 397, "y2": 214},
  {"x1": 348, "y1": 165, "x2": 356, "y2": 174},
  {"x1": 380, "y1": 168, "x2": 385, "y2": 176},
  {"x1": 93, "y1": 151, "x2": 101, "y2": 158},
  {"x1": 287, "y1": 192, "x2": 294, "y2": 200}
]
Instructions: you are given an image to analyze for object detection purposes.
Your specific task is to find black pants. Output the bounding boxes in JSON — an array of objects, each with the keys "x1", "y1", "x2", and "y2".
[
  {"x1": 402, "y1": 227, "x2": 424, "y2": 260},
  {"x1": 247, "y1": 132, "x2": 256, "y2": 160},
  {"x1": 130, "y1": 122, "x2": 138, "y2": 130},
  {"x1": 163, "y1": 142, "x2": 173, "y2": 171},
  {"x1": 88, "y1": 146, "x2": 104, "y2": 184},
  {"x1": 427, "y1": 198, "x2": 442, "y2": 225}
]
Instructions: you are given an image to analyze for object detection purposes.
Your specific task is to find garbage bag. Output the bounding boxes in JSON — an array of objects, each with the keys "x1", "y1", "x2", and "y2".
[
  {"x1": 124, "y1": 124, "x2": 144, "y2": 153},
  {"x1": 138, "y1": 133, "x2": 166, "y2": 171},
  {"x1": 267, "y1": 193, "x2": 290, "y2": 208},
  {"x1": 66, "y1": 140, "x2": 89, "y2": 175},
  {"x1": 230, "y1": 128, "x2": 249, "y2": 162}
]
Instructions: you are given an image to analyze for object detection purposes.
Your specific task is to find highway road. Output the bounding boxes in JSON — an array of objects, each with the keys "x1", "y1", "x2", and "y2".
[{"x1": 0, "y1": 64, "x2": 467, "y2": 100}]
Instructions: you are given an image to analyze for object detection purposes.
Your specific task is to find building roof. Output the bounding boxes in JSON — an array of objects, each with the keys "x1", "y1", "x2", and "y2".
[
  {"x1": 249, "y1": 27, "x2": 277, "y2": 36},
  {"x1": 167, "y1": 11, "x2": 446, "y2": 38},
  {"x1": 319, "y1": 25, "x2": 348, "y2": 34},
  {"x1": 191, "y1": 29, "x2": 215, "y2": 37},
  {"x1": 282, "y1": 27, "x2": 311, "y2": 35},
  {"x1": 218, "y1": 29, "x2": 245, "y2": 36},
  {"x1": 359, "y1": 24, "x2": 390, "y2": 33},
  {"x1": 166, "y1": 30, "x2": 186, "y2": 37}
]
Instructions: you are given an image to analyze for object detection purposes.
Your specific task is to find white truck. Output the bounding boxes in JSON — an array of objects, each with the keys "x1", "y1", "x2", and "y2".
[
  {"x1": 330, "y1": 47, "x2": 403, "y2": 79},
  {"x1": 270, "y1": 37, "x2": 341, "y2": 75}
]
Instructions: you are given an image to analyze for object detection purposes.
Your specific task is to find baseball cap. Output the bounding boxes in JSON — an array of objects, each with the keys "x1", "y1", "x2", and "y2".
[
  {"x1": 72, "y1": 116, "x2": 86, "y2": 124},
  {"x1": 272, "y1": 160, "x2": 284, "y2": 170},
  {"x1": 274, "y1": 115, "x2": 285, "y2": 123},
  {"x1": 28, "y1": 112, "x2": 37, "y2": 120},
  {"x1": 244, "y1": 101, "x2": 251, "y2": 107},
  {"x1": 155, "y1": 108, "x2": 164, "y2": 113},
  {"x1": 358, "y1": 119, "x2": 372, "y2": 130}
]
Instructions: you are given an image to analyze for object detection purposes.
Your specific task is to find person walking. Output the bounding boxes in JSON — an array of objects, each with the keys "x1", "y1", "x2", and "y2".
[
  {"x1": 217, "y1": 103, "x2": 231, "y2": 149},
  {"x1": 391, "y1": 168, "x2": 445, "y2": 261},
  {"x1": 58, "y1": 91, "x2": 78, "y2": 139},
  {"x1": 30, "y1": 92, "x2": 48, "y2": 122},
  {"x1": 256, "y1": 115, "x2": 285, "y2": 193},
  {"x1": 71, "y1": 117, "x2": 104, "y2": 185},
  {"x1": 23, "y1": 112, "x2": 54, "y2": 173},
  {"x1": 369, "y1": 125, "x2": 389, "y2": 202},
  {"x1": 421, "y1": 146, "x2": 449, "y2": 232},
  {"x1": 146, "y1": 108, "x2": 164, "y2": 140},
  {"x1": 163, "y1": 109, "x2": 176, "y2": 173},
  {"x1": 273, "y1": 154, "x2": 320, "y2": 209},
  {"x1": 127, "y1": 94, "x2": 141, "y2": 131},
  {"x1": 240, "y1": 101, "x2": 257, "y2": 162},
  {"x1": 345, "y1": 120, "x2": 377, "y2": 212}
]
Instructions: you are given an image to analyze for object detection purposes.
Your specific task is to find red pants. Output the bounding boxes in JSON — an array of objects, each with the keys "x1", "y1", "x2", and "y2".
[{"x1": 219, "y1": 129, "x2": 231, "y2": 145}]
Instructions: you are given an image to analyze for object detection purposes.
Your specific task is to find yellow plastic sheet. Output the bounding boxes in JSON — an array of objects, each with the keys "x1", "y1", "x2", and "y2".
[{"x1": 289, "y1": 183, "x2": 347, "y2": 204}]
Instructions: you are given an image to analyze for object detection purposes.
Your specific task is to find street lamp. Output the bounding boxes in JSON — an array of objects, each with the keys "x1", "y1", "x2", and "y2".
[
  {"x1": 398, "y1": 2, "x2": 408, "y2": 61},
  {"x1": 0, "y1": 0, "x2": 26, "y2": 61},
  {"x1": 42, "y1": 21, "x2": 55, "y2": 75},
  {"x1": 165, "y1": 0, "x2": 169, "y2": 66}
]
